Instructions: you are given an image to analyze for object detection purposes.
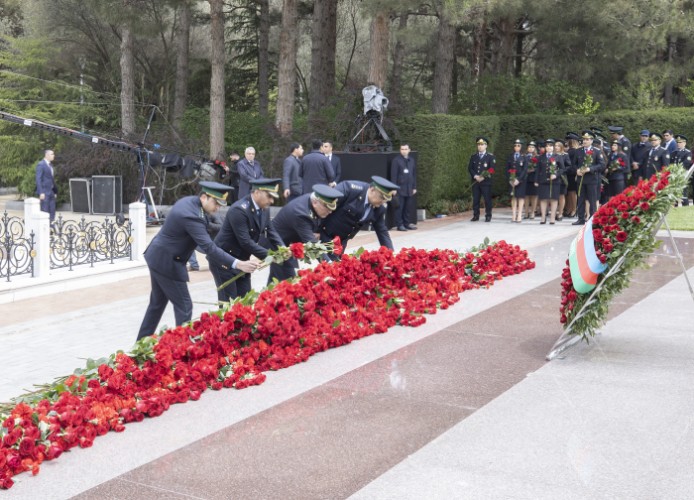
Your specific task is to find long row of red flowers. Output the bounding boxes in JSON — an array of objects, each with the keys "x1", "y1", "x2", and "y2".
[
  {"x1": 559, "y1": 166, "x2": 686, "y2": 338},
  {"x1": 0, "y1": 240, "x2": 535, "y2": 489}
]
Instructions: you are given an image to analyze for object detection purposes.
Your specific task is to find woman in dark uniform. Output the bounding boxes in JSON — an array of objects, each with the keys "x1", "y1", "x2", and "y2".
[
  {"x1": 554, "y1": 139, "x2": 570, "y2": 221},
  {"x1": 564, "y1": 133, "x2": 581, "y2": 217},
  {"x1": 524, "y1": 140, "x2": 539, "y2": 219},
  {"x1": 605, "y1": 139, "x2": 628, "y2": 201},
  {"x1": 534, "y1": 139, "x2": 561, "y2": 224},
  {"x1": 506, "y1": 138, "x2": 528, "y2": 223}
]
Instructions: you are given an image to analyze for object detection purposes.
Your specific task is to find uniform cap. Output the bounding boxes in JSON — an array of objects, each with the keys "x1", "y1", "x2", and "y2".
[
  {"x1": 640, "y1": 129, "x2": 650, "y2": 136},
  {"x1": 475, "y1": 136, "x2": 489, "y2": 146},
  {"x1": 513, "y1": 138, "x2": 524, "y2": 145},
  {"x1": 527, "y1": 140, "x2": 537, "y2": 147},
  {"x1": 590, "y1": 126, "x2": 603, "y2": 134},
  {"x1": 200, "y1": 180, "x2": 233, "y2": 206},
  {"x1": 608, "y1": 125, "x2": 624, "y2": 133},
  {"x1": 312, "y1": 184, "x2": 344, "y2": 211},
  {"x1": 545, "y1": 138, "x2": 555, "y2": 145},
  {"x1": 371, "y1": 175, "x2": 399, "y2": 201},
  {"x1": 581, "y1": 130, "x2": 595, "y2": 140},
  {"x1": 675, "y1": 134, "x2": 688, "y2": 143},
  {"x1": 592, "y1": 139, "x2": 602, "y2": 147},
  {"x1": 566, "y1": 132, "x2": 580, "y2": 141},
  {"x1": 250, "y1": 177, "x2": 281, "y2": 198},
  {"x1": 649, "y1": 132, "x2": 663, "y2": 141}
]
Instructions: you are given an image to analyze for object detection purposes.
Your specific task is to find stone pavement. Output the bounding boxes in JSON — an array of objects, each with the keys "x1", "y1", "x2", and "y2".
[{"x1": 1, "y1": 207, "x2": 693, "y2": 499}]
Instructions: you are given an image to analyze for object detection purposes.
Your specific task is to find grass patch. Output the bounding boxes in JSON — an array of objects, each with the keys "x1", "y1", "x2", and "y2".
[{"x1": 666, "y1": 205, "x2": 694, "y2": 231}]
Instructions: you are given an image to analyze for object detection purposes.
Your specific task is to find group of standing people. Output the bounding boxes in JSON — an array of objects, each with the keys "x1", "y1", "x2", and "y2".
[{"x1": 468, "y1": 126, "x2": 692, "y2": 226}]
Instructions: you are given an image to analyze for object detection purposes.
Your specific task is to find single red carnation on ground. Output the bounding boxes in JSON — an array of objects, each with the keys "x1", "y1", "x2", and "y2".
[{"x1": 289, "y1": 242, "x2": 305, "y2": 259}]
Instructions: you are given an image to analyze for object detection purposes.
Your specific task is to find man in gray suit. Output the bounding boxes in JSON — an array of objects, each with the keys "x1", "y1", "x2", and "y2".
[
  {"x1": 282, "y1": 142, "x2": 304, "y2": 202},
  {"x1": 300, "y1": 139, "x2": 335, "y2": 193}
]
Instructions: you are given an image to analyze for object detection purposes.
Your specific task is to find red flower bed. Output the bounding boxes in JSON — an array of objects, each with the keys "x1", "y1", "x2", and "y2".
[{"x1": 0, "y1": 241, "x2": 534, "y2": 489}]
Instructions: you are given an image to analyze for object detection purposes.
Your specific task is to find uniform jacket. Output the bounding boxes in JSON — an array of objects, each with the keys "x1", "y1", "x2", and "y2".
[
  {"x1": 214, "y1": 194, "x2": 284, "y2": 261},
  {"x1": 236, "y1": 158, "x2": 264, "y2": 199},
  {"x1": 572, "y1": 147, "x2": 605, "y2": 185},
  {"x1": 467, "y1": 152, "x2": 496, "y2": 185},
  {"x1": 300, "y1": 150, "x2": 335, "y2": 193},
  {"x1": 672, "y1": 148, "x2": 693, "y2": 172},
  {"x1": 35, "y1": 159, "x2": 57, "y2": 197},
  {"x1": 319, "y1": 180, "x2": 393, "y2": 250},
  {"x1": 644, "y1": 146, "x2": 670, "y2": 178},
  {"x1": 617, "y1": 136, "x2": 632, "y2": 165},
  {"x1": 630, "y1": 141, "x2": 651, "y2": 168},
  {"x1": 328, "y1": 154, "x2": 342, "y2": 183},
  {"x1": 505, "y1": 152, "x2": 528, "y2": 183},
  {"x1": 144, "y1": 196, "x2": 237, "y2": 282},
  {"x1": 536, "y1": 154, "x2": 562, "y2": 185},
  {"x1": 282, "y1": 154, "x2": 303, "y2": 197},
  {"x1": 605, "y1": 152, "x2": 628, "y2": 181},
  {"x1": 390, "y1": 154, "x2": 417, "y2": 196},
  {"x1": 271, "y1": 193, "x2": 322, "y2": 245}
]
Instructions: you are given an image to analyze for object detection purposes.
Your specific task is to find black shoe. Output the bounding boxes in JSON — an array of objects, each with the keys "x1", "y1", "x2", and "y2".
[
  {"x1": 471, "y1": 216, "x2": 479, "y2": 221},
  {"x1": 188, "y1": 266, "x2": 200, "y2": 271},
  {"x1": 540, "y1": 220, "x2": 546, "y2": 224},
  {"x1": 397, "y1": 226, "x2": 408, "y2": 231},
  {"x1": 406, "y1": 224, "x2": 418, "y2": 230},
  {"x1": 572, "y1": 220, "x2": 585, "y2": 226},
  {"x1": 484, "y1": 216, "x2": 491, "y2": 222}
]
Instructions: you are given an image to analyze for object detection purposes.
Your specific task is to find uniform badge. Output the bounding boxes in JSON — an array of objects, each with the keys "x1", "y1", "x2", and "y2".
[{"x1": 403, "y1": 169, "x2": 409, "y2": 174}]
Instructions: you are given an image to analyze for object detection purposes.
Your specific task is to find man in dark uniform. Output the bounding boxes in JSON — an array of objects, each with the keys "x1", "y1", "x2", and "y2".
[
  {"x1": 268, "y1": 184, "x2": 344, "y2": 282},
  {"x1": 572, "y1": 130, "x2": 605, "y2": 225},
  {"x1": 322, "y1": 141, "x2": 342, "y2": 183},
  {"x1": 468, "y1": 136, "x2": 496, "y2": 222},
  {"x1": 390, "y1": 143, "x2": 418, "y2": 231},
  {"x1": 672, "y1": 134, "x2": 692, "y2": 205},
  {"x1": 137, "y1": 181, "x2": 259, "y2": 340},
  {"x1": 630, "y1": 130, "x2": 652, "y2": 183},
  {"x1": 282, "y1": 142, "x2": 304, "y2": 202},
  {"x1": 301, "y1": 139, "x2": 335, "y2": 193},
  {"x1": 319, "y1": 175, "x2": 399, "y2": 259},
  {"x1": 210, "y1": 178, "x2": 285, "y2": 301},
  {"x1": 644, "y1": 132, "x2": 670, "y2": 179}
]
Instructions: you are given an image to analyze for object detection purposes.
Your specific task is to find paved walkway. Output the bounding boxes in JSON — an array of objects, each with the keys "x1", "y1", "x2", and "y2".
[{"x1": 1, "y1": 207, "x2": 693, "y2": 499}]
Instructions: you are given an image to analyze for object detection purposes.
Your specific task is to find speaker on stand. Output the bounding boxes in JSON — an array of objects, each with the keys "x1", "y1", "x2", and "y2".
[
  {"x1": 91, "y1": 175, "x2": 123, "y2": 215},
  {"x1": 69, "y1": 178, "x2": 92, "y2": 214}
]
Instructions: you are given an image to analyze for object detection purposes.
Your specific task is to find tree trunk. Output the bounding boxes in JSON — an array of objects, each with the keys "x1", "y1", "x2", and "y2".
[
  {"x1": 470, "y1": 9, "x2": 486, "y2": 83},
  {"x1": 388, "y1": 12, "x2": 408, "y2": 112},
  {"x1": 209, "y1": 0, "x2": 225, "y2": 159},
  {"x1": 172, "y1": 0, "x2": 191, "y2": 132},
  {"x1": 431, "y1": 14, "x2": 456, "y2": 114},
  {"x1": 308, "y1": 0, "x2": 337, "y2": 120},
  {"x1": 120, "y1": 24, "x2": 136, "y2": 139},
  {"x1": 275, "y1": 0, "x2": 298, "y2": 137},
  {"x1": 514, "y1": 17, "x2": 525, "y2": 77},
  {"x1": 367, "y1": 11, "x2": 389, "y2": 89},
  {"x1": 258, "y1": 0, "x2": 270, "y2": 116}
]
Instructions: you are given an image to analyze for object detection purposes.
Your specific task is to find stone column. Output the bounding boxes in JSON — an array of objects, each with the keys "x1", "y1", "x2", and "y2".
[
  {"x1": 24, "y1": 198, "x2": 50, "y2": 278},
  {"x1": 129, "y1": 202, "x2": 147, "y2": 262}
]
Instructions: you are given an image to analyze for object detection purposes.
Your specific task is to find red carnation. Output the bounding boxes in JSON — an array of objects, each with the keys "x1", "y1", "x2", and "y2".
[
  {"x1": 616, "y1": 231, "x2": 628, "y2": 242},
  {"x1": 531, "y1": 157, "x2": 539, "y2": 164},
  {"x1": 488, "y1": 168, "x2": 495, "y2": 175},
  {"x1": 508, "y1": 169, "x2": 516, "y2": 175},
  {"x1": 289, "y1": 242, "x2": 305, "y2": 259},
  {"x1": 640, "y1": 202, "x2": 650, "y2": 211},
  {"x1": 331, "y1": 236, "x2": 343, "y2": 256}
]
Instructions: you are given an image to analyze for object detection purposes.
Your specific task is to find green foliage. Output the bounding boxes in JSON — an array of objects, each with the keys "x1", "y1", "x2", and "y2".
[
  {"x1": 666, "y1": 205, "x2": 694, "y2": 231},
  {"x1": 565, "y1": 92, "x2": 601, "y2": 115}
]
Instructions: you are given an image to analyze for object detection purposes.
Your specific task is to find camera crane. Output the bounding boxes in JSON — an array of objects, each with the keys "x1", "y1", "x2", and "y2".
[{"x1": 0, "y1": 107, "x2": 214, "y2": 224}]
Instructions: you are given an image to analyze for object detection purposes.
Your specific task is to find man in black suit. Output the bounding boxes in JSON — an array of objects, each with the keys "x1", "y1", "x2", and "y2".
[
  {"x1": 319, "y1": 176, "x2": 399, "y2": 259},
  {"x1": 390, "y1": 143, "x2": 418, "y2": 231},
  {"x1": 300, "y1": 139, "x2": 335, "y2": 193},
  {"x1": 35, "y1": 149, "x2": 57, "y2": 221},
  {"x1": 572, "y1": 130, "x2": 605, "y2": 225},
  {"x1": 644, "y1": 132, "x2": 670, "y2": 179},
  {"x1": 210, "y1": 178, "x2": 285, "y2": 301},
  {"x1": 282, "y1": 142, "x2": 304, "y2": 202},
  {"x1": 468, "y1": 136, "x2": 496, "y2": 222},
  {"x1": 268, "y1": 184, "x2": 344, "y2": 282},
  {"x1": 322, "y1": 141, "x2": 342, "y2": 183},
  {"x1": 137, "y1": 181, "x2": 259, "y2": 340}
]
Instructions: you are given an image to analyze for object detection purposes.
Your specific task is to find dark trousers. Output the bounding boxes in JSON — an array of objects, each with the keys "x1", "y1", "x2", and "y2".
[
  {"x1": 137, "y1": 269, "x2": 192, "y2": 340},
  {"x1": 472, "y1": 182, "x2": 492, "y2": 217},
  {"x1": 210, "y1": 265, "x2": 251, "y2": 302},
  {"x1": 607, "y1": 178, "x2": 625, "y2": 200},
  {"x1": 395, "y1": 195, "x2": 412, "y2": 227},
  {"x1": 268, "y1": 259, "x2": 297, "y2": 283},
  {"x1": 577, "y1": 182, "x2": 598, "y2": 222},
  {"x1": 40, "y1": 194, "x2": 56, "y2": 222}
]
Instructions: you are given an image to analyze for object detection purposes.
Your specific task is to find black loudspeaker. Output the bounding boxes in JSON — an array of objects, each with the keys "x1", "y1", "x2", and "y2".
[
  {"x1": 69, "y1": 178, "x2": 92, "y2": 214},
  {"x1": 92, "y1": 175, "x2": 123, "y2": 215},
  {"x1": 334, "y1": 152, "x2": 418, "y2": 228}
]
